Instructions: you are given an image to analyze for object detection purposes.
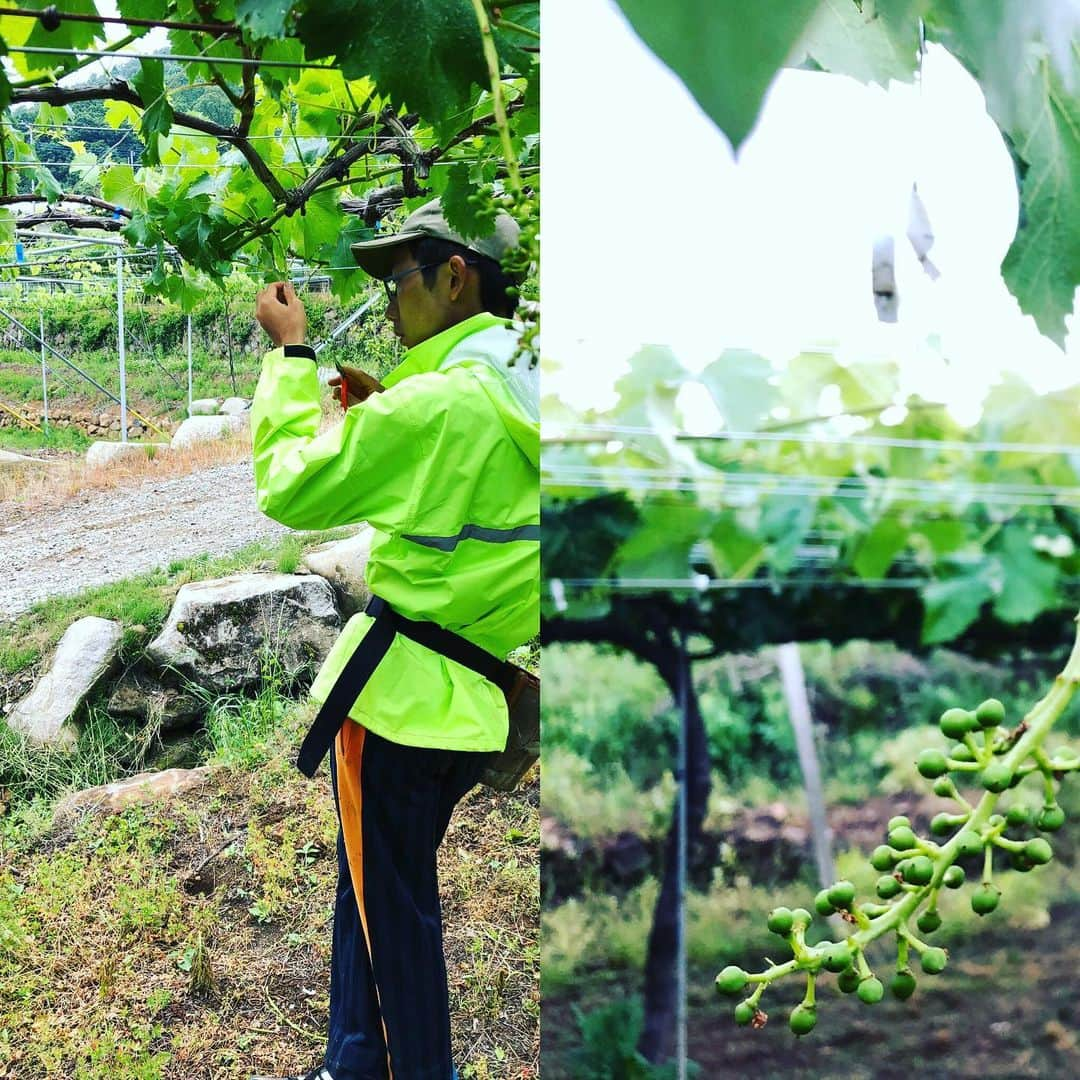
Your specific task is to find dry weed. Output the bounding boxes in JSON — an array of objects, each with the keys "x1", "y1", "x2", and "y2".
[{"x1": 0, "y1": 433, "x2": 252, "y2": 516}]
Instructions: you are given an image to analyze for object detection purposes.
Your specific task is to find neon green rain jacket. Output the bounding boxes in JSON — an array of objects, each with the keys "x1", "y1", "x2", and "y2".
[{"x1": 250, "y1": 311, "x2": 539, "y2": 752}]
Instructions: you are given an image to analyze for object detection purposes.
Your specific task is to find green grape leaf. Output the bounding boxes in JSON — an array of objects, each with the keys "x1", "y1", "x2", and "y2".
[
  {"x1": 236, "y1": 0, "x2": 294, "y2": 40},
  {"x1": 325, "y1": 217, "x2": 378, "y2": 304},
  {"x1": 23, "y1": 0, "x2": 101, "y2": 58},
  {"x1": 298, "y1": 189, "x2": 343, "y2": 262},
  {"x1": 852, "y1": 517, "x2": 908, "y2": 579},
  {"x1": 614, "y1": 345, "x2": 689, "y2": 431},
  {"x1": 542, "y1": 493, "x2": 640, "y2": 581},
  {"x1": 913, "y1": 519, "x2": 967, "y2": 557},
  {"x1": 116, "y1": 0, "x2": 170, "y2": 35},
  {"x1": 33, "y1": 165, "x2": 63, "y2": 204},
  {"x1": 699, "y1": 349, "x2": 779, "y2": 430},
  {"x1": 491, "y1": 2, "x2": 538, "y2": 75},
  {"x1": 296, "y1": 0, "x2": 488, "y2": 123},
  {"x1": 101, "y1": 165, "x2": 149, "y2": 214},
  {"x1": 990, "y1": 525, "x2": 1059, "y2": 624},
  {"x1": 614, "y1": 499, "x2": 714, "y2": 581},
  {"x1": 760, "y1": 494, "x2": 818, "y2": 571},
  {"x1": 708, "y1": 513, "x2": 766, "y2": 579},
  {"x1": 922, "y1": 572, "x2": 993, "y2": 645},
  {"x1": 999, "y1": 54, "x2": 1080, "y2": 347},
  {"x1": 0, "y1": 209, "x2": 15, "y2": 251},
  {"x1": 436, "y1": 161, "x2": 497, "y2": 243},
  {"x1": 613, "y1": 0, "x2": 821, "y2": 150},
  {"x1": 132, "y1": 60, "x2": 173, "y2": 165},
  {"x1": 793, "y1": 0, "x2": 922, "y2": 86}
]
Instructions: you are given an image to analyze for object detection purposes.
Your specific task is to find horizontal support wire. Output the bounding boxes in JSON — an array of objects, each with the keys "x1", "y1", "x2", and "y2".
[
  {"x1": 544, "y1": 467, "x2": 1080, "y2": 507},
  {"x1": 20, "y1": 125, "x2": 444, "y2": 144},
  {"x1": 0, "y1": 6, "x2": 241, "y2": 34},
  {"x1": 549, "y1": 576, "x2": 1080, "y2": 594},
  {"x1": 547, "y1": 422, "x2": 1080, "y2": 457},
  {"x1": 6, "y1": 44, "x2": 332, "y2": 70},
  {"x1": 0, "y1": 156, "x2": 487, "y2": 168}
]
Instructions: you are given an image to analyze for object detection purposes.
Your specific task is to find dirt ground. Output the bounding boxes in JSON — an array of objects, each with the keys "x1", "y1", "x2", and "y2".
[
  {"x1": 543, "y1": 902, "x2": 1080, "y2": 1077},
  {"x1": 0, "y1": 748, "x2": 539, "y2": 1079},
  {"x1": 542, "y1": 787, "x2": 1080, "y2": 1078},
  {"x1": 0, "y1": 457, "x2": 291, "y2": 620}
]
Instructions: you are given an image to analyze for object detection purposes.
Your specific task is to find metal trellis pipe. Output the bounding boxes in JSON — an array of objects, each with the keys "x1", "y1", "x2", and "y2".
[
  {"x1": 39, "y1": 308, "x2": 48, "y2": 433},
  {"x1": 117, "y1": 249, "x2": 127, "y2": 443},
  {"x1": 187, "y1": 315, "x2": 193, "y2": 416},
  {"x1": 676, "y1": 620, "x2": 689, "y2": 1080}
]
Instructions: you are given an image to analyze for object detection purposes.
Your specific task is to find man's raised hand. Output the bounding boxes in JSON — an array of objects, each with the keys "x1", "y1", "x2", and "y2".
[{"x1": 255, "y1": 281, "x2": 308, "y2": 347}]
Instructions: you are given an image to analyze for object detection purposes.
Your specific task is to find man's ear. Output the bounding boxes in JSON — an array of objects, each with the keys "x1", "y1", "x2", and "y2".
[{"x1": 447, "y1": 253, "x2": 471, "y2": 301}]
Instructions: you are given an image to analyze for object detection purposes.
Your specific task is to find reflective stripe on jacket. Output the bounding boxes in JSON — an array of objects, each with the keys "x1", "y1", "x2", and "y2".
[{"x1": 250, "y1": 311, "x2": 539, "y2": 752}]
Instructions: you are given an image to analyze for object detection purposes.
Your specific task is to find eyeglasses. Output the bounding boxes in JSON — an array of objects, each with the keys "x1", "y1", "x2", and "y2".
[{"x1": 380, "y1": 258, "x2": 477, "y2": 302}]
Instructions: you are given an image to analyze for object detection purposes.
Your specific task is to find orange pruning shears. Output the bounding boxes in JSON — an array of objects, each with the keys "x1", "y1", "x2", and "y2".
[{"x1": 339, "y1": 375, "x2": 349, "y2": 412}]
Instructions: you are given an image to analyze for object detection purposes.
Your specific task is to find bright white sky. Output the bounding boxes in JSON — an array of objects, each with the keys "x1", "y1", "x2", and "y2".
[{"x1": 542, "y1": 0, "x2": 1080, "y2": 427}]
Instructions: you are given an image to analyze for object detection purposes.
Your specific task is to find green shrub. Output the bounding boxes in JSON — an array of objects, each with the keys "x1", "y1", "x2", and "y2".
[{"x1": 570, "y1": 998, "x2": 693, "y2": 1079}]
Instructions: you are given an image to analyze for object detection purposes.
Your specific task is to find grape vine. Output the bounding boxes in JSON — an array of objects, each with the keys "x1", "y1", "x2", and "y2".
[{"x1": 0, "y1": 0, "x2": 539, "y2": 321}]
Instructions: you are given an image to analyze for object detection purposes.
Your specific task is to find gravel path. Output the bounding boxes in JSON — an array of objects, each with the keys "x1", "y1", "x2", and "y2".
[{"x1": 0, "y1": 460, "x2": 293, "y2": 621}]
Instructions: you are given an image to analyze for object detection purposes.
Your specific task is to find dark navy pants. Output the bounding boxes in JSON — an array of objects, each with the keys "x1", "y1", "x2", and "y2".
[{"x1": 325, "y1": 723, "x2": 490, "y2": 1080}]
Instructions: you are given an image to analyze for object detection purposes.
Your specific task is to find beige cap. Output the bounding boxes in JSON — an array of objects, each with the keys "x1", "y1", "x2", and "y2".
[{"x1": 349, "y1": 197, "x2": 520, "y2": 279}]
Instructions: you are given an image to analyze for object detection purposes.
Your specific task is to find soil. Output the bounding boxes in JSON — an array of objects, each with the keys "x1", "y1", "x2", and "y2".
[
  {"x1": 543, "y1": 794, "x2": 1080, "y2": 1077},
  {"x1": 0, "y1": 459, "x2": 291, "y2": 620},
  {"x1": 542, "y1": 792, "x2": 1024, "y2": 903},
  {"x1": 1, "y1": 749, "x2": 539, "y2": 1079},
  {"x1": 542, "y1": 904, "x2": 1080, "y2": 1077}
]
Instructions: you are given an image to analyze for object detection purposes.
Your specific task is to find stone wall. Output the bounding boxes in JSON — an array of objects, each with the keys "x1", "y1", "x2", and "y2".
[{"x1": 0, "y1": 406, "x2": 176, "y2": 438}]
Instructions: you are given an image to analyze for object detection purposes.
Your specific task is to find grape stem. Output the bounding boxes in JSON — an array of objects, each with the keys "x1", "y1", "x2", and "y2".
[
  {"x1": 744, "y1": 615, "x2": 1080, "y2": 993},
  {"x1": 896, "y1": 935, "x2": 909, "y2": 969}
]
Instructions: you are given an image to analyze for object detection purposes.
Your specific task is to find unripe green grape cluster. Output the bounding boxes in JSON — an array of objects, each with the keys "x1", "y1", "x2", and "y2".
[{"x1": 715, "y1": 685, "x2": 1080, "y2": 1035}]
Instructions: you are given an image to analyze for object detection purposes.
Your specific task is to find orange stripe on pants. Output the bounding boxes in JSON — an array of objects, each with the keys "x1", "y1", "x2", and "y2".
[{"x1": 334, "y1": 721, "x2": 395, "y2": 1080}]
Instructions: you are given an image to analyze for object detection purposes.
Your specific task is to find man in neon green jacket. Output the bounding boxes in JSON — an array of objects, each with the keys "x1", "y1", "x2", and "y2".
[{"x1": 249, "y1": 200, "x2": 538, "y2": 1080}]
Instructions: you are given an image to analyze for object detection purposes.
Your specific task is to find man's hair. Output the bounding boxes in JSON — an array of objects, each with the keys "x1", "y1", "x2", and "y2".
[{"x1": 409, "y1": 236, "x2": 520, "y2": 318}]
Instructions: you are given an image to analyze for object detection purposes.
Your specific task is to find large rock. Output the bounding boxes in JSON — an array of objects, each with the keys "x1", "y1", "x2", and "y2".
[
  {"x1": 219, "y1": 397, "x2": 250, "y2": 415},
  {"x1": 86, "y1": 441, "x2": 171, "y2": 468},
  {"x1": 0, "y1": 449, "x2": 53, "y2": 470},
  {"x1": 7, "y1": 617, "x2": 124, "y2": 749},
  {"x1": 145, "y1": 573, "x2": 341, "y2": 693},
  {"x1": 170, "y1": 414, "x2": 248, "y2": 450},
  {"x1": 54, "y1": 766, "x2": 212, "y2": 818},
  {"x1": 188, "y1": 398, "x2": 222, "y2": 416},
  {"x1": 300, "y1": 525, "x2": 376, "y2": 615},
  {"x1": 106, "y1": 668, "x2": 205, "y2": 730}
]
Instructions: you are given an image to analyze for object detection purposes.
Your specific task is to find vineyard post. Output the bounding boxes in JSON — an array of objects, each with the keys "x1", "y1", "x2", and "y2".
[
  {"x1": 116, "y1": 247, "x2": 127, "y2": 444},
  {"x1": 675, "y1": 620, "x2": 689, "y2": 1080},
  {"x1": 39, "y1": 309, "x2": 48, "y2": 434},
  {"x1": 777, "y1": 642, "x2": 835, "y2": 888}
]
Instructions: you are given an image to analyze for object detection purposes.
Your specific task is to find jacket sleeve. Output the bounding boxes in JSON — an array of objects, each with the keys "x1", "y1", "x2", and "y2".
[{"x1": 250, "y1": 345, "x2": 449, "y2": 533}]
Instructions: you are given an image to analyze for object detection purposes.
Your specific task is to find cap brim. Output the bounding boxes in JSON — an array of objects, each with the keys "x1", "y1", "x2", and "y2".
[{"x1": 348, "y1": 229, "x2": 426, "y2": 279}]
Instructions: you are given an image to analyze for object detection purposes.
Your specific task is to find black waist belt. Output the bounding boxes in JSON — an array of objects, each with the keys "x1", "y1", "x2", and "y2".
[{"x1": 296, "y1": 594, "x2": 513, "y2": 777}]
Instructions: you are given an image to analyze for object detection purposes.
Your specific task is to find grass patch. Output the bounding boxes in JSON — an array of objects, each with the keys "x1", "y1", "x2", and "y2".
[
  {"x1": 198, "y1": 650, "x2": 291, "y2": 770},
  {"x1": 0, "y1": 423, "x2": 91, "y2": 453},
  {"x1": 0, "y1": 527, "x2": 356, "y2": 683}
]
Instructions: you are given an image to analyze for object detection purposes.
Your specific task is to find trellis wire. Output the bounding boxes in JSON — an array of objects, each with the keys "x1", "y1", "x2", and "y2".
[
  {"x1": 5, "y1": 44, "x2": 332, "y2": 70},
  {"x1": 549, "y1": 575, "x2": 1080, "y2": 593},
  {"x1": 543, "y1": 468, "x2": 1080, "y2": 509},
  {"x1": 548, "y1": 423, "x2": 1080, "y2": 458}
]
